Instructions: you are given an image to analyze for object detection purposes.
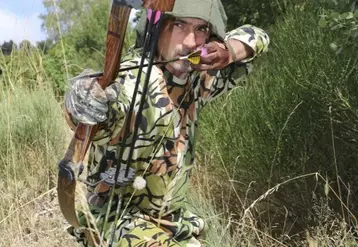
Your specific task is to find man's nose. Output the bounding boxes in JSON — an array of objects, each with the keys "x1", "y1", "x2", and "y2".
[{"x1": 182, "y1": 32, "x2": 197, "y2": 50}]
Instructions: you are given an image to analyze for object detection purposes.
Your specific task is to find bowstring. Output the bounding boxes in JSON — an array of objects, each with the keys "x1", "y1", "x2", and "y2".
[
  {"x1": 112, "y1": 2, "x2": 212, "y2": 236},
  {"x1": 117, "y1": 81, "x2": 195, "y2": 227},
  {"x1": 115, "y1": 1, "x2": 220, "y2": 232},
  {"x1": 99, "y1": 9, "x2": 156, "y2": 245},
  {"x1": 104, "y1": 8, "x2": 164, "y2": 246},
  {"x1": 115, "y1": 32, "x2": 201, "y2": 234},
  {"x1": 102, "y1": 3, "x2": 211, "y2": 244}
]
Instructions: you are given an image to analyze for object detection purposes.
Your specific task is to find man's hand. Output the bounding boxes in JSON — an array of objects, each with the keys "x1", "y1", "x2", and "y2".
[
  {"x1": 65, "y1": 70, "x2": 120, "y2": 125},
  {"x1": 193, "y1": 41, "x2": 230, "y2": 71},
  {"x1": 194, "y1": 39, "x2": 254, "y2": 71}
]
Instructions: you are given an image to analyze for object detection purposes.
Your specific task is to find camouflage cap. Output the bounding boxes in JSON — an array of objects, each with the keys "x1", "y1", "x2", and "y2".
[{"x1": 134, "y1": 0, "x2": 227, "y2": 47}]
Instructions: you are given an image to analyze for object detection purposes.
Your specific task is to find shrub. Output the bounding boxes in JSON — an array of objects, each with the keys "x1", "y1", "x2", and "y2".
[{"x1": 199, "y1": 3, "x2": 358, "y2": 240}]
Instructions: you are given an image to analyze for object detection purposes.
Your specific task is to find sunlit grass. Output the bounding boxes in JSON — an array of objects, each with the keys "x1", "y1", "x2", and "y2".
[{"x1": 0, "y1": 47, "x2": 76, "y2": 246}]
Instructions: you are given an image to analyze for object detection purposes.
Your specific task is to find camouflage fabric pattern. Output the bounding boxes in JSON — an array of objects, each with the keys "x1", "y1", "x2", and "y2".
[{"x1": 69, "y1": 25, "x2": 269, "y2": 246}]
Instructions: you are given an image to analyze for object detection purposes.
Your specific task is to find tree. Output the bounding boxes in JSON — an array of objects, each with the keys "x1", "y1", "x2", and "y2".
[
  {"x1": 40, "y1": 0, "x2": 110, "y2": 71},
  {"x1": 40, "y1": 0, "x2": 93, "y2": 41},
  {"x1": 36, "y1": 39, "x2": 55, "y2": 54},
  {"x1": 40, "y1": 0, "x2": 136, "y2": 94},
  {"x1": 19, "y1": 40, "x2": 32, "y2": 50},
  {"x1": 221, "y1": 0, "x2": 305, "y2": 29},
  {"x1": 1, "y1": 40, "x2": 16, "y2": 55},
  {"x1": 66, "y1": 0, "x2": 111, "y2": 70},
  {"x1": 40, "y1": 0, "x2": 135, "y2": 71}
]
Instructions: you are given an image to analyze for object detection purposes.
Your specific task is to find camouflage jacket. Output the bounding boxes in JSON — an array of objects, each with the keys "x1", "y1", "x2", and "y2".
[{"x1": 69, "y1": 24, "x2": 269, "y2": 241}]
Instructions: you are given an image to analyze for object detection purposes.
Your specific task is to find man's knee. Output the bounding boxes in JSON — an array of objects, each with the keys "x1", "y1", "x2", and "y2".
[{"x1": 119, "y1": 220, "x2": 180, "y2": 247}]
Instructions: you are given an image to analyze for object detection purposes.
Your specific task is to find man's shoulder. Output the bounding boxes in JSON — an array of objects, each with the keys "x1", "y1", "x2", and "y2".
[
  {"x1": 118, "y1": 49, "x2": 164, "y2": 83},
  {"x1": 120, "y1": 48, "x2": 142, "y2": 69},
  {"x1": 121, "y1": 48, "x2": 142, "y2": 63}
]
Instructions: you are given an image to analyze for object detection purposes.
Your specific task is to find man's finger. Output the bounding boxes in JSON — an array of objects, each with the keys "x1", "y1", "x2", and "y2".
[
  {"x1": 201, "y1": 42, "x2": 218, "y2": 53},
  {"x1": 200, "y1": 53, "x2": 218, "y2": 64}
]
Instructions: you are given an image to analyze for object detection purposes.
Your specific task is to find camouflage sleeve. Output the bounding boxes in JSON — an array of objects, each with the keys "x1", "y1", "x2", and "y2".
[
  {"x1": 92, "y1": 57, "x2": 149, "y2": 144},
  {"x1": 197, "y1": 25, "x2": 269, "y2": 106},
  {"x1": 92, "y1": 73, "x2": 132, "y2": 144},
  {"x1": 63, "y1": 74, "x2": 129, "y2": 144},
  {"x1": 225, "y1": 24, "x2": 270, "y2": 63}
]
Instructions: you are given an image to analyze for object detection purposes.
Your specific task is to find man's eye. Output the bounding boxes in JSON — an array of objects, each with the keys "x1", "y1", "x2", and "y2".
[
  {"x1": 197, "y1": 26, "x2": 209, "y2": 33},
  {"x1": 174, "y1": 22, "x2": 184, "y2": 28}
]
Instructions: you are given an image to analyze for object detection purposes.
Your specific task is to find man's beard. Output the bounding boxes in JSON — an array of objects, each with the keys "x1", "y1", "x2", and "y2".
[
  {"x1": 170, "y1": 59, "x2": 193, "y2": 74},
  {"x1": 161, "y1": 47, "x2": 195, "y2": 76}
]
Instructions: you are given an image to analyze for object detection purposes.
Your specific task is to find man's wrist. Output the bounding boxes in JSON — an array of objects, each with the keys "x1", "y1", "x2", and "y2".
[
  {"x1": 225, "y1": 39, "x2": 254, "y2": 63},
  {"x1": 224, "y1": 40, "x2": 237, "y2": 64}
]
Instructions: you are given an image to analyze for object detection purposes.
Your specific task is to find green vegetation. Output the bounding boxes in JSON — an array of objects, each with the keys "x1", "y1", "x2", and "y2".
[
  {"x1": 198, "y1": 1, "x2": 358, "y2": 245},
  {"x1": 0, "y1": 47, "x2": 75, "y2": 246},
  {"x1": 1, "y1": 0, "x2": 358, "y2": 246}
]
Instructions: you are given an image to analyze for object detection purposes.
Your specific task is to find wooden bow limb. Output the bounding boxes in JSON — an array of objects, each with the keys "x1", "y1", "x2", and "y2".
[
  {"x1": 57, "y1": 0, "x2": 175, "y2": 231},
  {"x1": 58, "y1": 4, "x2": 131, "y2": 229},
  {"x1": 105, "y1": 8, "x2": 167, "y2": 245}
]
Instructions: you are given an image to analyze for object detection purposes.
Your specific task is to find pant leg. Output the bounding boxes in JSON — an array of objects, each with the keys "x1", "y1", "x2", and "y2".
[
  {"x1": 118, "y1": 218, "x2": 203, "y2": 247},
  {"x1": 67, "y1": 200, "x2": 205, "y2": 247},
  {"x1": 118, "y1": 219, "x2": 181, "y2": 247}
]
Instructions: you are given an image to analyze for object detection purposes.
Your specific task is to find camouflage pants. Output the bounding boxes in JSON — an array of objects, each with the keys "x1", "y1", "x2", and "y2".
[
  {"x1": 69, "y1": 220, "x2": 203, "y2": 246},
  {"x1": 69, "y1": 196, "x2": 206, "y2": 246}
]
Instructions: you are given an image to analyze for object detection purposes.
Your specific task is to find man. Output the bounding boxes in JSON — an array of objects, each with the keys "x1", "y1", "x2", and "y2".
[{"x1": 65, "y1": 0, "x2": 269, "y2": 246}]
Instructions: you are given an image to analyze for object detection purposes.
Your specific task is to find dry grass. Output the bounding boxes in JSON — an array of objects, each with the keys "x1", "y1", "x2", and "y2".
[
  {"x1": 0, "y1": 46, "x2": 78, "y2": 246},
  {"x1": 0, "y1": 188, "x2": 77, "y2": 246},
  {"x1": 0, "y1": 145, "x2": 78, "y2": 246},
  {"x1": 189, "y1": 153, "x2": 358, "y2": 247}
]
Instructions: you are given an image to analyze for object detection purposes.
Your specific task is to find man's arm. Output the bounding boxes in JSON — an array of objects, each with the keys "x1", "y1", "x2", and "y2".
[
  {"x1": 225, "y1": 39, "x2": 253, "y2": 64},
  {"x1": 64, "y1": 70, "x2": 127, "y2": 140},
  {"x1": 64, "y1": 57, "x2": 153, "y2": 144},
  {"x1": 195, "y1": 25, "x2": 270, "y2": 105},
  {"x1": 225, "y1": 24, "x2": 270, "y2": 63},
  {"x1": 196, "y1": 25, "x2": 270, "y2": 70}
]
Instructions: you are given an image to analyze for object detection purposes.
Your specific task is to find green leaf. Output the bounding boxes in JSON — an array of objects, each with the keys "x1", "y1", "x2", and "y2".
[
  {"x1": 331, "y1": 23, "x2": 344, "y2": 30},
  {"x1": 318, "y1": 18, "x2": 328, "y2": 28},
  {"x1": 354, "y1": 9, "x2": 358, "y2": 18},
  {"x1": 336, "y1": 47, "x2": 343, "y2": 55},
  {"x1": 339, "y1": 12, "x2": 349, "y2": 19},
  {"x1": 353, "y1": 31, "x2": 358, "y2": 39},
  {"x1": 329, "y1": 11, "x2": 340, "y2": 19},
  {"x1": 346, "y1": 12, "x2": 354, "y2": 20},
  {"x1": 329, "y1": 42, "x2": 338, "y2": 51}
]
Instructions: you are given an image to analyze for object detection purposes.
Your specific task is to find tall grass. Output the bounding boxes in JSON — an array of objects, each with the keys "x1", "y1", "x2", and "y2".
[
  {"x1": 198, "y1": 2, "x2": 358, "y2": 244},
  {"x1": 0, "y1": 48, "x2": 76, "y2": 246}
]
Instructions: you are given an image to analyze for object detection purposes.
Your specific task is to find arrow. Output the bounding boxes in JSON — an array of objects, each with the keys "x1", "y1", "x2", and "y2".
[{"x1": 71, "y1": 50, "x2": 202, "y2": 81}]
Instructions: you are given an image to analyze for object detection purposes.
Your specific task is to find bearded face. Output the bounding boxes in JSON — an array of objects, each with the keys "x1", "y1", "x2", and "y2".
[{"x1": 157, "y1": 17, "x2": 210, "y2": 77}]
